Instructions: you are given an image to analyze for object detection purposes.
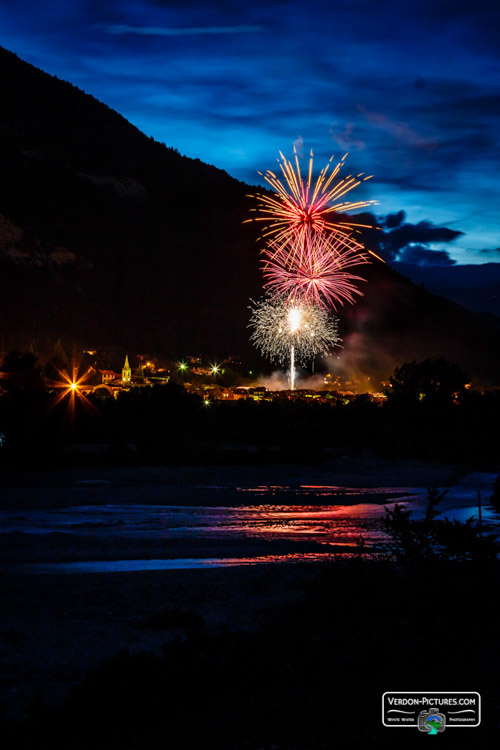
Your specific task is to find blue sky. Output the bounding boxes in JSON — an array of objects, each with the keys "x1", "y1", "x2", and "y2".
[{"x1": 1, "y1": 0, "x2": 499, "y2": 265}]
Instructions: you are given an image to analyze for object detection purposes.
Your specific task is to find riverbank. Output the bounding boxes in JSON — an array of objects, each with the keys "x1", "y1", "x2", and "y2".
[{"x1": 1, "y1": 559, "x2": 499, "y2": 748}]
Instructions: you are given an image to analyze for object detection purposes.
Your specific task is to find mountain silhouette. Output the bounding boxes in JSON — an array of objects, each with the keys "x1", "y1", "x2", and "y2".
[{"x1": 1, "y1": 46, "x2": 499, "y2": 383}]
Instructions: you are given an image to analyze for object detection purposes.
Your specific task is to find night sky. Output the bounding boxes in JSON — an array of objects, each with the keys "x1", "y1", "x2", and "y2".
[{"x1": 1, "y1": 0, "x2": 499, "y2": 265}]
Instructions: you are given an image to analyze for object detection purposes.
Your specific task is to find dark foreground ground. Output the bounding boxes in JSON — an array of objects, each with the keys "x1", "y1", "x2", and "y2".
[
  {"x1": 1, "y1": 558, "x2": 499, "y2": 749},
  {"x1": 1, "y1": 456, "x2": 499, "y2": 748}
]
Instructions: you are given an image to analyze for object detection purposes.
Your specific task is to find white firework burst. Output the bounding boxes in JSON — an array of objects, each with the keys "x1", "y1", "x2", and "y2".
[{"x1": 248, "y1": 294, "x2": 341, "y2": 367}]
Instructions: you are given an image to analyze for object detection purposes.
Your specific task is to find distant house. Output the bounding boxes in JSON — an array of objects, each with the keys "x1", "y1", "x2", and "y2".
[{"x1": 99, "y1": 369, "x2": 119, "y2": 384}]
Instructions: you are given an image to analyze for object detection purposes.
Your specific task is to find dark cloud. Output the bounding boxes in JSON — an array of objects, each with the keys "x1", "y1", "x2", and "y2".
[
  {"x1": 397, "y1": 244, "x2": 456, "y2": 267},
  {"x1": 375, "y1": 219, "x2": 463, "y2": 266},
  {"x1": 382, "y1": 221, "x2": 463, "y2": 256},
  {"x1": 330, "y1": 209, "x2": 463, "y2": 266},
  {"x1": 382, "y1": 211, "x2": 406, "y2": 229}
]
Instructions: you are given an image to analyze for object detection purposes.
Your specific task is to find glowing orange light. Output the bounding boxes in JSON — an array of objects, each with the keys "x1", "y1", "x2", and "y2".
[{"x1": 50, "y1": 365, "x2": 96, "y2": 416}]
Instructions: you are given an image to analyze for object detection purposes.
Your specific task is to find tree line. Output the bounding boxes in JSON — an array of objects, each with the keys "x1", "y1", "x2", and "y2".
[{"x1": 0, "y1": 353, "x2": 498, "y2": 467}]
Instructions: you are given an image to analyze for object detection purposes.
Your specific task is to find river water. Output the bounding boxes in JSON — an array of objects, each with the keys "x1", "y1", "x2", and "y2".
[{"x1": 1, "y1": 473, "x2": 498, "y2": 573}]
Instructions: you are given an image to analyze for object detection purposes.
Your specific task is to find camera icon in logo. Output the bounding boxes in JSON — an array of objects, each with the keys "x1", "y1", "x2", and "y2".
[{"x1": 418, "y1": 709, "x2": 446, "y2": 734}]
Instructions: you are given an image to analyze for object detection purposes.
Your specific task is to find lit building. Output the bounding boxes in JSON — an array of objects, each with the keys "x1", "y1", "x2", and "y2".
[
  {"x1": 99, "y1": 369, "x2": 119, "y2": 384},
  {"x1": 122, "y1": 355, "x2": 131, "y2": 384}
]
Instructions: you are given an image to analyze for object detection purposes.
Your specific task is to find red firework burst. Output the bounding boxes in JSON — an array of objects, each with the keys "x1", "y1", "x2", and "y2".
[{"x1": 262, "y1": 233, "x2": 368, "y2": 309}]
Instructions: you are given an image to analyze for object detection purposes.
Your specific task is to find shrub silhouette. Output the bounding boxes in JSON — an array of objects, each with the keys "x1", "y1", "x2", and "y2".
[{"x1": 382, "y1": 487, "x2": 499, "y2": 562}]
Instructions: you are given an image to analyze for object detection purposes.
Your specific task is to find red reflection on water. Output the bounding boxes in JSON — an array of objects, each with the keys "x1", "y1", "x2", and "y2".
[{"x1": 194, "y1": 503, "x2": 407, "y2": 545}]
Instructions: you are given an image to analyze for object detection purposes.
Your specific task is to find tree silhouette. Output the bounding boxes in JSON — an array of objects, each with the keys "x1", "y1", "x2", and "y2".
[{"x1": 386, "y1": 358, "x2": 468, "y2": 408}]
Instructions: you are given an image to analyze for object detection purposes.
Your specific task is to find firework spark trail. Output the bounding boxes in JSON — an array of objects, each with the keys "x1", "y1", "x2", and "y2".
[
  {"x1": 261, "y1": 233, "x2": 369, "y2": 308},
  {"x1": 244, "y1": 148, "x2": 382, "y2": 264},
  {"x1": 248, "y1": 295, "x2": 340, "y2": 370}
]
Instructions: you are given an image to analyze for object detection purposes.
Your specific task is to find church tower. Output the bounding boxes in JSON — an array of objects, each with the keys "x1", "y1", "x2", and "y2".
[{"x1": 122, "y1": 355, "x2": 132, "y2": 384}]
